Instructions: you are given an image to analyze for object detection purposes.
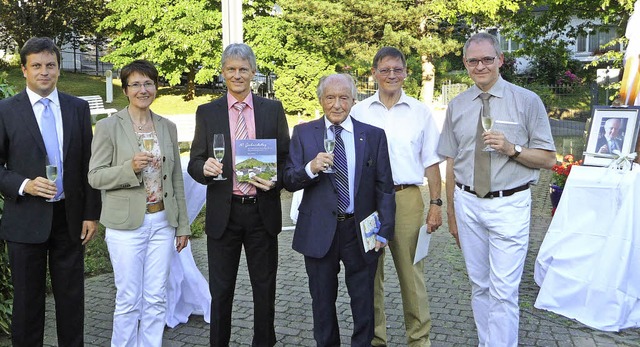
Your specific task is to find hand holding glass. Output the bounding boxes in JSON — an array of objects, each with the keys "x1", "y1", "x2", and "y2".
[
  {"x1": 481, "y1": 113, "x2": 495, "y2": 152},
  {"x1": 45, "y1": 156, "x2": 58, "y2": 202},
  {"x1": 212, "y1": 133, "x2": 227, "y2": 180},
  {"x1": 323, "y1": 128, "x2": 336, "y2": 173}
]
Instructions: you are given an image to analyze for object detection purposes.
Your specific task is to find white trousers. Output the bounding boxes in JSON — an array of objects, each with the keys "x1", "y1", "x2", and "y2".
[
  {"x1": 106, "y1": 211, "x2": 175, "y2": 347},
  {"x1": 454, "y1": 187, "x2": 531, "y2": 347}
]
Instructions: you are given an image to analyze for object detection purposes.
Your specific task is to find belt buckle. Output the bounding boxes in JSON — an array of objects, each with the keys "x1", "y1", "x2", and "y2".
[
  {"x1": 242, "y1": 196, "x2": 256, "y2": 204},
  {"x1": 337, "y1": 214, "x2": 346, "y2": 222}
]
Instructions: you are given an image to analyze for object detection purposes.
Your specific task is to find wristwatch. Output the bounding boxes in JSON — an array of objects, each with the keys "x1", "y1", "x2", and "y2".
[
  {"x1": 429, "y1": 198, "x2": 443, "y2": 206},
  {"x1": 510, "y1": 144, "x2": 522, "y2": 159}
]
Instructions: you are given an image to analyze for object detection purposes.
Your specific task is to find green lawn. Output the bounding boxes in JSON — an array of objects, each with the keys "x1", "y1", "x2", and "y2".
[{"x1": 2, "y1": 66, "x2": 222, "y2": 115}]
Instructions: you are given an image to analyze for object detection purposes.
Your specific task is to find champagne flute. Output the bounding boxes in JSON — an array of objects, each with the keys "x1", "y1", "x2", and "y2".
[
  {"x1": 481, "y1": 111, "x2": 495, "y2": 152},
  {"x1": 143, "y1": 135, "x2": 154, "y2": 152},
  {"x1": 45, "y1": 155, "x2": 58, "y2": 202},
  {"x1": 323, "y1": 127, "x2": 335, "y2": 173},
  {"x1": 141, "y1": 134, "x2": 154, "y2": 172},
  {"x1": 212, "y1": 133, "x2": 227, "y2": 181}
]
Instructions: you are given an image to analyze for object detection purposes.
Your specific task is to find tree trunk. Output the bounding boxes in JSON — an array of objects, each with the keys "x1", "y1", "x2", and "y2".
[{"x1": 185, "y1": 69, "x2": 196, "y2": 101}]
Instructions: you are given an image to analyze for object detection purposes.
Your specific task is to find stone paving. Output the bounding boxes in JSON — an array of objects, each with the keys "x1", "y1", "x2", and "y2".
[{"x1": 0, "y1": 168, "x2": 627, "y2": 346}]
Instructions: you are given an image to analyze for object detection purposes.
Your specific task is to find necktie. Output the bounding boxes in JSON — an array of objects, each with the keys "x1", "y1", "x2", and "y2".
[
  {"x1": 332, "y1": 125, "x2": 350, "y2": 213},
  {"x1": 233, "y1": 102, "x2": 252, "y2": 195},
  {"x1": 609, "y1": 140, "x2": 617, "y2": 152},
  {"x1": 474, "y1": 93, "x2": 491, "y2": 198},
  {"x1": 40, "y1": 98, "x2": 63, "y2": 199}
]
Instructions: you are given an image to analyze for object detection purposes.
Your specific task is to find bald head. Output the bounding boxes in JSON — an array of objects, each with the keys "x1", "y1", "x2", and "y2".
[{"x1": 604, "y1": 118, "x2": 622, "y2": 141}]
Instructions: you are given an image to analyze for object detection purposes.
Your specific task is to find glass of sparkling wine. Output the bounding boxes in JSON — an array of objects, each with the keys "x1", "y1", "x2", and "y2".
[
  {"x1": 323, "y1": 127, "x2": 336, "y2": 173},
  {"x1": 142, "y1": 134, "x2": 154, "y2": 172},
  {"x1": 143, "y1": 135, "x2": 154, "y2": 152},
  {"x1": 45, "y1": 156, "x2": 58, "y2": 202},
  {"x1": 481, "y1": 112, "x2": 495, "y2": 152},
  {"x1": 212, "y1": 133, "x2": 227, "y2": 180}
]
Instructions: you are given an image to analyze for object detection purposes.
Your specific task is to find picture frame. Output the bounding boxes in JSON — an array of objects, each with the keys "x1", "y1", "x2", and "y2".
[{"x1": 583, "y1": 106, "x2": 640, "y2": 166}]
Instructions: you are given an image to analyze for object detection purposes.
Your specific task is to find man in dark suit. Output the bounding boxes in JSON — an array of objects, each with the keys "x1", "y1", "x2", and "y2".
[
  {"x1": 188, "y1": 43, "x2": 289, "y2": 347},
  {"x1": 0, "y1": 37, "x2": 101, "y2": 346},
  {"x1": 596, "y1": 118, "x2": 625, "y2": 154},
  {"x1": 283, "y1": 73, "x2": 395, "y2": 346}
]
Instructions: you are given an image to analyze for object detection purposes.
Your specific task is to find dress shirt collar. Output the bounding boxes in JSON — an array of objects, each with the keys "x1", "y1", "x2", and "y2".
[
  {"x1": 227, "y1": 92, "x2": 254, "y2": 111},
  {"x1": 370, "y1": 89, "x2": 410, "y2": 109},
  {"x1": 324, "y1": 114, "x2": 354, "y2": 133},
  {"x1": 471, "y1": 75, "x2": 506, "y2": 101},
  {"x1": 26, "y1": 87, "x2": 60, "y2": 108}
]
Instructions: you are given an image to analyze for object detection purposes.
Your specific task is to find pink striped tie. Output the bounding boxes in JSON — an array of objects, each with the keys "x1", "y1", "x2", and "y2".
[{"x1": 233, "y1": 102, "x2": 252, "y2": 195}]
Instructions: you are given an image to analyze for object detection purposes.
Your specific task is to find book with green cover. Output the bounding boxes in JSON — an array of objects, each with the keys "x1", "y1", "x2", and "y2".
[{"x1": 235, "y1": 139, "x2": 277, "y2": 182}]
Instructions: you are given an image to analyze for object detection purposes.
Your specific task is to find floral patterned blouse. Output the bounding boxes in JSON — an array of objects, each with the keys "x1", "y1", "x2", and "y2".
[{"x1": 136, "y1": 131, "x2": 163, "y2": 204}]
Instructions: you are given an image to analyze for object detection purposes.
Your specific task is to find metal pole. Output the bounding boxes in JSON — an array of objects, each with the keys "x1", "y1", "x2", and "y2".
[{"x1": 222, "y1": 0, "x2": 243, "y2": 49}]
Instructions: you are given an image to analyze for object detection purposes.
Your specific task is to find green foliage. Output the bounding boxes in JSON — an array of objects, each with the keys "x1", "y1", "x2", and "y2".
[
  {"x1": 525, "y1": 46, "x2": 583, "y2": 86},
  {"x1": 499, "y1": 0, "x2": 635, "y2": 72},
  {"x1": 0, "y1": 72, "x2": 16, "y2": 100},
  {"x1": 84, "y1": 226, "x2": 112, "y2": 276},
  {"x1": 99, "y1": 0, "x2": 222, "y2": 101},
  {"x1": 0, "y1": 0, "x2": 110, "y2": 48},
  {"x1": 245, "y1": 0, "x2": 517, "y2": 115}
]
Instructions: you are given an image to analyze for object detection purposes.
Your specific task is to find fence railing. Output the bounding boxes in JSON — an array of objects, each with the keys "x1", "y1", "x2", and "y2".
[
  {"x1": 439, "y1": 81, "x2": 615, "y2": 119},
  {"x1": 60, "y1": 49, "x2": 113, "y2": 76}
]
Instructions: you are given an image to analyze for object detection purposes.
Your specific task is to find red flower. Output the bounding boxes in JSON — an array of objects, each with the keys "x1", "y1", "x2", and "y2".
[{"x1": 551, "y1": 155, "x2": 580, "y2": 188}]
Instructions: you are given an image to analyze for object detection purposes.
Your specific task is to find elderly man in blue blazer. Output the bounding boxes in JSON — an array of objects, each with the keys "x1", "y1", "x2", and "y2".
[{"x1": 284, "y1": 73, "x2": 395, "y2": 347}]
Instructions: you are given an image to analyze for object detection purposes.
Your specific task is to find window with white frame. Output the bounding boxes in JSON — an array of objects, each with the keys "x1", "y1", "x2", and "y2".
[{"x1": 576, "y1": 26, "x2": 620, "y2": 53}]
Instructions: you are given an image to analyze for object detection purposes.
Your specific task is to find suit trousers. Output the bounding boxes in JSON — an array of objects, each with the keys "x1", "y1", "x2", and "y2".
[
  {"x1": 454, "y1": 187, "x2": 531, "y2": 347},
  {"x1": 7, "y1": 201, "x2": 85, "y2": 347},
  {"x1": 106, "y1": 210, "x2": 175, "y2": 347},
  {"x1": 207, "y1": 201, "x2": 278, "y2": 347},
  {"x1": 304, "y1": 218, "x2": 378, "y2": 347},
  {"x1": 373, "y1": 186, "x2": 431, "y2": 347}
]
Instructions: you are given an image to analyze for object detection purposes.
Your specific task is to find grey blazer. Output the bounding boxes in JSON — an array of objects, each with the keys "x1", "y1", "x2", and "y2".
[{"x1": 88, "y1": 108, "x2": 189, "y2": 236}]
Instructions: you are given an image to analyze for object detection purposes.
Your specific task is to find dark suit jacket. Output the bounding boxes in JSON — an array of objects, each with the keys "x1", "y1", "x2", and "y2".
[
  {"x1": 0, "y1": 90, "x2": 101, "y2": 243},
  {"x1": 188, "y1": 94, "x2": 290, "y2": 238},
  {"x1": 283, "y1": 117, "x2": 395, "y2": 263},
  {"x1": 596, "y1": 136, "x2": 623, "y2": 154}
]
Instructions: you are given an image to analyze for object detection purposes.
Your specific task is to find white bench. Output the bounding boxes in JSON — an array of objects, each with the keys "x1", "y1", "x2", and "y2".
[{"x1": 78, "y1": 95, "x2": 117, "y2": 123}]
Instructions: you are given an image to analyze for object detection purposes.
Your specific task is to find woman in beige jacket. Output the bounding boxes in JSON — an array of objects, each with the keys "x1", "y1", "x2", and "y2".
[{"x1": 88, "y1": 60, "x2": 189, "y2": 347}]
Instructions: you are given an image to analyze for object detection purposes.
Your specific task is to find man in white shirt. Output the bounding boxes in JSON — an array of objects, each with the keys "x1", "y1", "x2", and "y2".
[{"x1": 351, "y1": 47, "x2": 443, "y2": 347}]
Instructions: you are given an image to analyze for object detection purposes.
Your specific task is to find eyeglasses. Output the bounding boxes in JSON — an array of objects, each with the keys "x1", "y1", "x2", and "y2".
[
  {"x1": 127, "y1": 82, "x2": 156, "y2": 91},
  {"x1": 377, "y1": 68, "x2": 404, "y2": 76},
  {"x1": 466, "y1": 56, "x2": 497, "y2": 67}
]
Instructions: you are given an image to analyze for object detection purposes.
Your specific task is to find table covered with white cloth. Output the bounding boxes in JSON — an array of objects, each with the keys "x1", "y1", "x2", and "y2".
[
  {"x1": 165, "y1": 156, "x2": 210, "y2": 328},
  {"x1": 534, "y1": 165, "x2": 640, "y2": 331}
]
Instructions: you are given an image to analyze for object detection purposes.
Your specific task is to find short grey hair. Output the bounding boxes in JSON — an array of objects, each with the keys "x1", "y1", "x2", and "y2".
[
  {"x1": 463, "y1": 32, "x2": 503, "y2": 58},
  {"x1": 221, "y1": 43, "x2": 257, "y2": 71},
  {"x1": 316, "y1": 74, "x2": 357, "y2": 101}
]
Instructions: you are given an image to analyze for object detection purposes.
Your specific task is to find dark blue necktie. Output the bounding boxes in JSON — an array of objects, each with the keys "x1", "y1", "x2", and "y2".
[
  {"x1": 40, "y1": 98, "x2": 63, "y2": 199},
  {"x1": 332, "y1": 125, "x2": 349, "y2": 213}
]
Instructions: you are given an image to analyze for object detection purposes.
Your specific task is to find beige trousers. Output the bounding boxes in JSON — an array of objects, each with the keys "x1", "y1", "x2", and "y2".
[{"x1": 373, "y1": 186, "x2": 432, "y2": 347}]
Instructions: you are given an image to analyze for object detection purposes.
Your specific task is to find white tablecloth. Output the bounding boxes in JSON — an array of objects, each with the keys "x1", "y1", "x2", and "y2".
[
  {"x1": 534, "y1": 165, "x2": 640, "y2": 331},
  {"x1": 165, "y1": 157, "x2": 210, "y2": 328}
]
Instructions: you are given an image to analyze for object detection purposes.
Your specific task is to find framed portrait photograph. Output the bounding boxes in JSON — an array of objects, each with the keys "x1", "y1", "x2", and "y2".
[{"x1": 583, "y1": 106, "x2": 640, "y2": 166}]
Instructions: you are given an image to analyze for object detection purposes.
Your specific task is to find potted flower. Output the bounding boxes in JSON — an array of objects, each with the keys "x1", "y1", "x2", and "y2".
[{"x1": 550, "y1": 154, "x2": 581, "y2": 215}]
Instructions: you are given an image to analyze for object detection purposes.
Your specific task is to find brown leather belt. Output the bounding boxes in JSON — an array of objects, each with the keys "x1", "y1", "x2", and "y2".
[
  {"x1": 456, "y1": 182, "x2": 530, "y2": 199},
  {"x1": 394, "y1": 184, "x2": 416, "y2": 192},
  {"x1": 337, "y1": 213, "x2": 354, "y2": 221},
  {"x1": 232, "y1": 195, "x2": 258, "y2": 204},
  {"x1": 146, "y1": 201, "x2": 164, "y2": 213}
]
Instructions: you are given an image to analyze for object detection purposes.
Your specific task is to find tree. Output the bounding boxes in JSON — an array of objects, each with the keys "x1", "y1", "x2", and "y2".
[
  {"x1": 99, "y1": 0, "x2": 223, "y2": 101},
  {"x1": 499, "y1": 0, "x2": 636, "y2": 70},
  {"x1": 0, "y1": 0, "x2": 108, "y2": 49},
  {"x1": 245, "y1": 0, "x2": 518, "y2": 115}
]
